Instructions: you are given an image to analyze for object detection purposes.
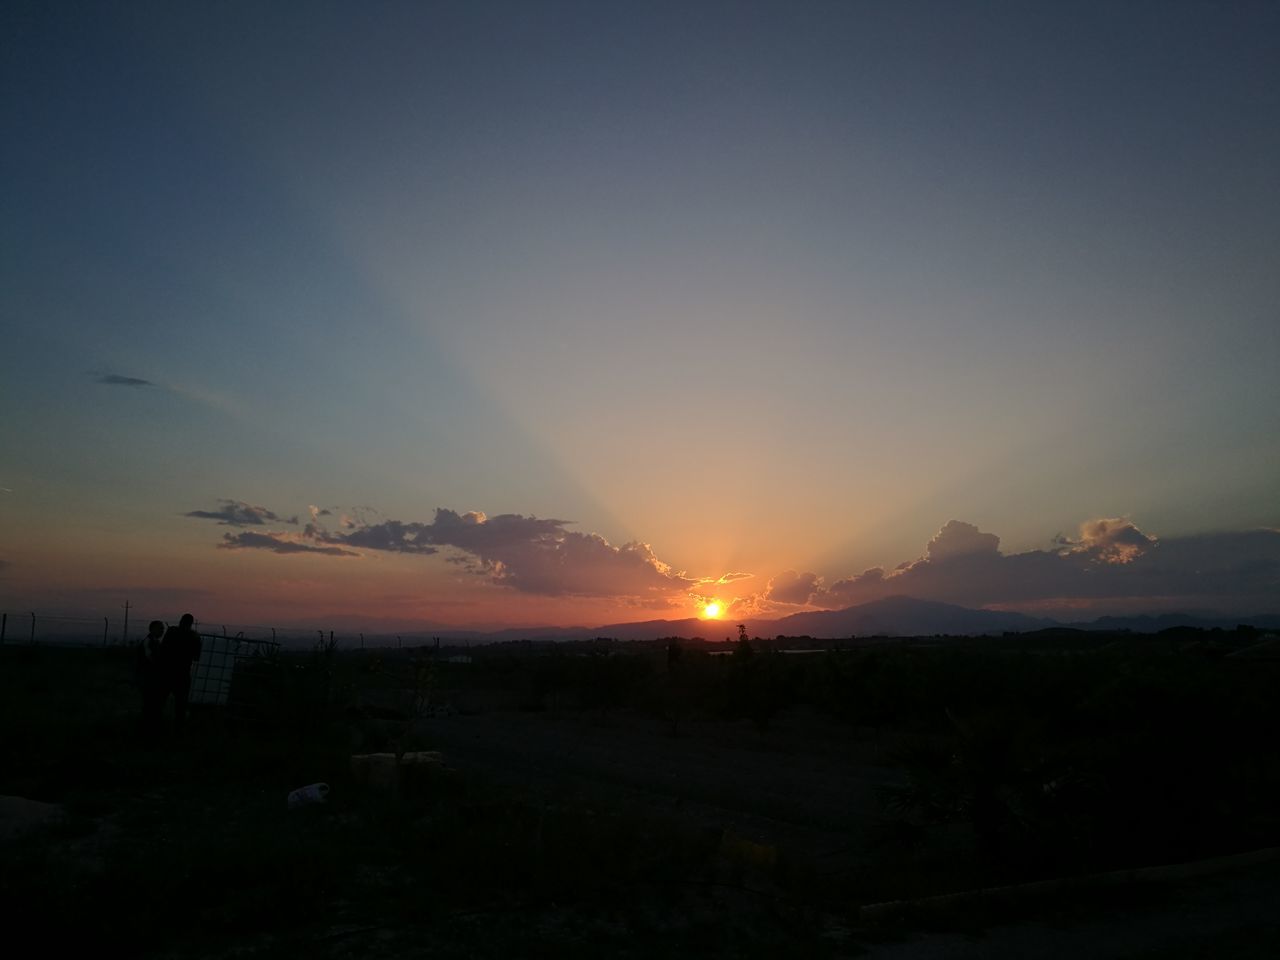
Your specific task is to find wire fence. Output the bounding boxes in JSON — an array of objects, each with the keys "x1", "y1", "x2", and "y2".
[
  {"x1": 190, "y1": 634, "x2": 281, "y2": 708},
  {"x1": 0, "y1": 610, "x2": 429, "y2": 651},
  {"x1": 0, "y1": 613, "x2": 115, "y2": 647}
]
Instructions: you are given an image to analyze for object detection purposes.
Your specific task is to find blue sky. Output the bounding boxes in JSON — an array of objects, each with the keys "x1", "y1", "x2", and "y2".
[{"x1": 3, "y1": 1, "x2": 1277, "y2": 628}]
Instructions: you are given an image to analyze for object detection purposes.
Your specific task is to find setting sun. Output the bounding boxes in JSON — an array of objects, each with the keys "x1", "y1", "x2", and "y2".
[{"x1": 701, "y1": 602, "x2": 722, "y2": 619}]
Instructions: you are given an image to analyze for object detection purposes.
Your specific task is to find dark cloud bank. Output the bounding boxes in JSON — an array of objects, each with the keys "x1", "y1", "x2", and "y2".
[
  {"x1": 766, "y1": 519, "x2": 1279, "y2": 613},
  {"x1": 196, "y1": 503, "x2": 704, "y2": 600},
  {"x1": 188, "y1": 499, "x2": 1279, "y2": 614}
]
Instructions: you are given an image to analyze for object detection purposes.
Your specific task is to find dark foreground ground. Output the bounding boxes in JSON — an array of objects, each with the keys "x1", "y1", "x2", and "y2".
[{"x1": 2, "y1": 637, "x2": 1278, "y2": 957}]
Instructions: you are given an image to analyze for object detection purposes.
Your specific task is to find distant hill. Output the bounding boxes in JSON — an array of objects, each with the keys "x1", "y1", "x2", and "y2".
[
  {"x1": 482, "y1": 618, "x2": 711, "y2": 643},
  {"x1": 1066, "y1": 611, "x2": 1280, "y2": 632},
  {"x1": 426, "y1": 596, "x2": 1049, "y2": 643},
  {"x1": 346, "y1": 597, "x2": 1280, "y2": 647},
  {"x1": 759, "y1": 595, "x2": 1050, "y2": 638}
]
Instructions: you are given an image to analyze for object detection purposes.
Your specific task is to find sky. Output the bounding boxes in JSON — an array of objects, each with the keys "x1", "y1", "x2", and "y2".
[{"x1": 2, "y1": 1, "x2": 1278, "y2": 632}]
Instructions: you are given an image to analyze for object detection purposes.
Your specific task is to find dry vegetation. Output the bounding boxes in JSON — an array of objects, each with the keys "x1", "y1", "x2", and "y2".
[{"x1": 2, "y1": 628, "x2": 1278, "y2": 956}]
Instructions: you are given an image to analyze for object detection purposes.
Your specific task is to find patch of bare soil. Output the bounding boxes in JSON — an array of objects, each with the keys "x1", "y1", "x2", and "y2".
[{"x1": 425, "y1": 705, "x2": 903, "y2": 875}]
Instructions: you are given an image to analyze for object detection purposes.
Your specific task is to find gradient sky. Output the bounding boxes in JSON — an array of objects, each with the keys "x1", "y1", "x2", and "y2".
[{"x1": 3, "y1": 1, "x2": 1278, "y2": 631}]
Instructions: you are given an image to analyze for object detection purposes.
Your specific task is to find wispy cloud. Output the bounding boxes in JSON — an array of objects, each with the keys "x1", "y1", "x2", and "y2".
[
  {"x1": 89, "y1": 372, "x2": 258, "y2": 425},
  {"x1": 186, "y1": 499, "x2": 294, "y2": 527},
  {"x1": 96, "y1": 373, "x2": 154, "y2": 388},
  {"x1": 219, "y1": 531, "x2": 358, "y2": 557}
]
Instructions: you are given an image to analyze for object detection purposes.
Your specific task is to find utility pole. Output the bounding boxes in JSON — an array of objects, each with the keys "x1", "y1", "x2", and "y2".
[
  {"x1": 103, "y1": 617, "x2": 109, "y2": 648},
  {"x1": 122, "y1": 600, "x2": 130, "y2": 645}
]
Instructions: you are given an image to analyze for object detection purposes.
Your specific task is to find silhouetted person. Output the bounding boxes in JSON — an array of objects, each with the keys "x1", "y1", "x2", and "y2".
[
  {"x1": 157, "y1": 613, "x2": 202, "y2": 736},
  {"x1": 138, "y1": 620, "x2": 166, "y2": 739}
]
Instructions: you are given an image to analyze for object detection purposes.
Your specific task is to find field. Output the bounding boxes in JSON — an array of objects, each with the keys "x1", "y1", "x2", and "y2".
[{"x1": 2, "y1": 631, "x2": 1279, "y2": 957}]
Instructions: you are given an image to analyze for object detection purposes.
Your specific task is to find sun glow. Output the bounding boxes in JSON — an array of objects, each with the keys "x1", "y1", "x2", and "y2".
[{"x1": 701, "y1": 602, "x2": 722, "y2": 619}]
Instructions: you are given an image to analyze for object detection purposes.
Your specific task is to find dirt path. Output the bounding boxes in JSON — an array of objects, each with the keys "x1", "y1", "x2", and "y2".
[
  {"x1": 425, "y1": 705, "x2": 903, "y2": 870},
  {"x1": 423, "y1": 707, "x2": 1280, "y2": 957}
]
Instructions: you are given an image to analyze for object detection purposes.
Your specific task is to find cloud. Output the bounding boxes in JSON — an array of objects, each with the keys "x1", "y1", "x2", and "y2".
[
  {"x1": 307, "y1": 507, "x2": 704, "y2": 598},
  {"x1": 1058, "y1": 517, "x2": 1156, "y2": 564},
  {"x1": 926, "y1": 520, "x2": 1000, "y2": 561},
  {"x1": 767, "y1": 570, "x2": 821, "y2": 605},
  {"x1": 186, "y1": 499, "x2": 284, "y2": 526},
  {"x1": 219, "y1": 531, "x2": 358, "y2": 557},
  {"x1": 799, "y1": 519, "x2": 1278, "y2": 612},
  {"x1": 205, "y1": 501, "x2": 717, "y2": 600},
  {"x1": 0, "y1": 559, "x2": 10, "y2": 572},
  {"x1": 189, "y1": 497, "x2": 1279, "y2": 615},
  {"x1": 316, "y1": 519, "x2": 439, "y2": 555},
  {"x1": 414, "y1": 509, "x2": 702, "y2": 598},
  {"x1": 818, "y1": 567, "x2": 885, "y2": 608},
  {"x1": 96, "y1": 373, "x2": 154, "y2": 388}
]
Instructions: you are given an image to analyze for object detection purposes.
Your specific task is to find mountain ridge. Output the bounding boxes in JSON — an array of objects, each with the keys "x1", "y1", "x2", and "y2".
[{"x1": 371, "y1": 596, "x2": 1280, "y2": 644}]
